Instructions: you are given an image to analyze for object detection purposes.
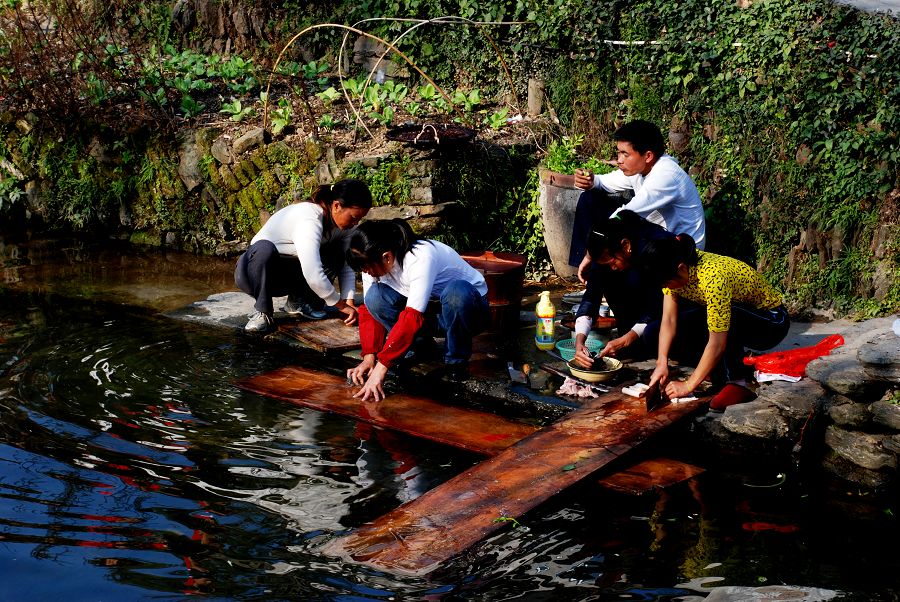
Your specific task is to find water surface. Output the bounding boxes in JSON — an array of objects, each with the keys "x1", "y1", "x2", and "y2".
[{"x1": 0, "y1": 237, "x2": 897, "y2": 600}]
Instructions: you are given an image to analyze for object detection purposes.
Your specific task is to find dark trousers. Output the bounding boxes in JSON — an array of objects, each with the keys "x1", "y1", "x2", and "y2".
[
  {"x1": 364, "y1": 281, "x2": 490, "y2": 365},
  {"x1": 673, "y1": 303, "x2": 791, "y2": 386},
  {"x1": 234, "y1": 240, "x2": 336, "y2": 315},
  {"x1": 569, "y1": 188, "x2": 635, "y2": 266}
]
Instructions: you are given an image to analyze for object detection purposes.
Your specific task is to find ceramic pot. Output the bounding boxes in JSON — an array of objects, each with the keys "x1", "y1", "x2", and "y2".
[{"x1": 538, "y1": 169, "x2": 579, "y2": 278}]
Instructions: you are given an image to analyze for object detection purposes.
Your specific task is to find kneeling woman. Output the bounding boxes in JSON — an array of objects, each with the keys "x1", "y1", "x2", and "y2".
[
  {"x1": 234, "y1": 179, "x2": 372, "y2": 333},
  {"x1": 644, "y1": 236, "x2": 790, "y2": 409},
  {"x1": 346, "y1": 219, "x2": 490, "y2": 402}
]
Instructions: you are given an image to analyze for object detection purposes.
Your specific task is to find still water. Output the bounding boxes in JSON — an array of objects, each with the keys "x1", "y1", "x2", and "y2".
[{"x1": 0, "y1": 237, "x2": 897, "y2": 601}]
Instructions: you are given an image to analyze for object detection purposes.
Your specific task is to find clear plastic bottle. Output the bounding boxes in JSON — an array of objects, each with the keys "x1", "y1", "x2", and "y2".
[{"x1": 534, "y1": 290, "x2": 556, "y2": 350}]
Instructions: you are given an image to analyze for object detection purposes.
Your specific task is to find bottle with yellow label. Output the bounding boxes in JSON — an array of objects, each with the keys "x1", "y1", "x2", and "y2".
[{"x1": 534, "y1": 290, "x2": 556, "y2": 350}]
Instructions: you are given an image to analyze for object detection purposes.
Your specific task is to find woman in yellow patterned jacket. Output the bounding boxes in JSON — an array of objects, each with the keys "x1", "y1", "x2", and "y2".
[{"x1": 643, "y1": 234, "x2": 790, "y2": 410}]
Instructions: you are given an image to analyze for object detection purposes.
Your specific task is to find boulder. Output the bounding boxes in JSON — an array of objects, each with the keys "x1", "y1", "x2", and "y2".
[
  {"x1": 828, "y1": 397, "x2": 872, "y2": 429},
  {"x1": 719, "y1": 400, "x2": 791, "y2": 439},
  {"x1": 806, "y1": 355, "x2": 884, "y2": 400},
  {"x1": 869, "y1": 400, "x2": 900, "y2": 431},
  {"x1": 756, "y1": 379, "x2": 828, "y2": 420},
  {"x1": 211, "y1": 137, "x2": 235, "y2": 164},
  {"x1": 824, "y1": 425, "x2": 896, "y2": 471},
  {"x1": 233, "y1": 128, "x2": 265, "y2": 155},
  {"x1": 857, "y1": 331, "x2": 900, "y2": 383},
  {"x1": 178, "y1": 132, "x2": 204, "y2": 192}
]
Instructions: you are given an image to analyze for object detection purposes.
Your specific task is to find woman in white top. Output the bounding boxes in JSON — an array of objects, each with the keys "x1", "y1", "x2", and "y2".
[
  {"x1": 234, "y1": 179, "x2": 372, "y2": 333},
  {"x1": 345, "y1": 219, "x2": 490, "y2": 402}
]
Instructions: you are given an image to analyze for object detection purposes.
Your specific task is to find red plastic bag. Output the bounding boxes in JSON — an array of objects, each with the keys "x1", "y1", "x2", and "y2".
[{"x1": 743, "y1": 334, "x2": 844, "y2": 378}]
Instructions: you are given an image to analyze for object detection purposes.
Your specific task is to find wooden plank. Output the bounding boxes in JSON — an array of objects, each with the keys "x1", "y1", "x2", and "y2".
[
  {"x1": 278, "y1": 318, "x2": 360, "y2": 353},
  {"x1": 320, "y1": 393, "x2": 707, "y2": 576},
  {"x1": 234, "y1": 366, "x2": 538, "y2": 455},
  {"x1": 598, "y1": 457, "x2": 705, "y2": 495}
]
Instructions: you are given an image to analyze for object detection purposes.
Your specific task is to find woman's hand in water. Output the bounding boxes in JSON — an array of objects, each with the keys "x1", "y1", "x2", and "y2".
[
  {"x1": 353, "y1": 361, "x2": 388, "y2": 402},
  {"x1": 347, "y1": 354, "x2": 375, "y2": 385},
  {"x1": 334, "y1": 299, "x2": 358, "y2": 325}
]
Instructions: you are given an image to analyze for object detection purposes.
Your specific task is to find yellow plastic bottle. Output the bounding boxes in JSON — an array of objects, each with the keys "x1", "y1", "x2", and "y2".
[{"x1": 535, "y1": 290, "x2": 556, "y2": 350}]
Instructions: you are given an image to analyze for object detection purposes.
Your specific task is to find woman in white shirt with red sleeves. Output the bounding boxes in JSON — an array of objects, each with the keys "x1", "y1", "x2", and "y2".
[{"x1": 346, "y1": 219, "x2": 490, "y2": 402}]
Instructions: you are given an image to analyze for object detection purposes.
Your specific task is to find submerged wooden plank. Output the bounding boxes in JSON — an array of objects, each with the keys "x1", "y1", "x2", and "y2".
[
  {"x1": 234, "y1": 366, "x2": 538, "y2": 455},
  {"x1": 321, "y1": 393, "x2": 707, "y2": 576},
  {"x1": 279, "y1": 318, "x2": 360, "y2": 352},
  {"x1": 598, "y1": 457, "x2": 705, "y2": 495}
]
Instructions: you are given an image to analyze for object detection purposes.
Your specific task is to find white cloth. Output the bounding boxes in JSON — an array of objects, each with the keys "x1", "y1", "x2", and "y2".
[
  {"x1": 593, "y1": 154, "x2": 707, "y2": 250},
  {"x1": 251, "y1": 202, "x2": 355, "y2": 305},
  {"x1": 755, "y1": 370, "x2": 802, "y2": 383},
  {"x1": 361, "y1": 240, "x2": 487, "y2": 313}
]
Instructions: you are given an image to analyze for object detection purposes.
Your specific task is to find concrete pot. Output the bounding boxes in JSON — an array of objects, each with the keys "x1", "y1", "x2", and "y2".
[{"x1": 538, "y1": 169, "x2": 579, "y2": 278}]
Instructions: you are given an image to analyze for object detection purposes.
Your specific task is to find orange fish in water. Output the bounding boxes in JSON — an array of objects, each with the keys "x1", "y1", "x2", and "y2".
[{"x1": 742, "y1": 521, "x2": 800, "y2": 533}]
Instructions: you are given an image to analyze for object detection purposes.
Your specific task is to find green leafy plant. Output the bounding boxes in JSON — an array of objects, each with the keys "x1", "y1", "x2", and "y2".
[
  {"x1": 343, "y1": 76, "x2": 366, "y2": 99},
  {"x1": 316, "y1": 86, "x2": 341, "y2": 107},
  {"x1": 382, "y1": 80, "x2": 408, "y2": 104},
  {"x1": 417, "y1": 83, "x2": 437, "y2": 101},
  {"x1": 302, "y1": 59, "x2": 329, "y2": 87},
  {"x1": 220, "y1": 99, "x2": 255, "y2": 122},
  {"x1": 484, "y1": 107, "x2": 509, "y2": 130},
  {"x1": 369, "y1": 105, "x2": 394, "y2": 126},
  {"x1": 318, "y1": 114, "x2": 336, "y2": 130},
  {"x1": 270, "y1": 97, "x2": 292, "y2": 134},
  {"x1": 452, "y1": 88, "x2": 481, "y2": 112},
  {"x1": 405, "y1": 101, "x2": 422, "y2": 118},
  {"x1": 362, "y1": 84, "x2": 387, "y2": 113},
  {"x1": 180, "y1": 95, "x2": 205, "y2": 118}
]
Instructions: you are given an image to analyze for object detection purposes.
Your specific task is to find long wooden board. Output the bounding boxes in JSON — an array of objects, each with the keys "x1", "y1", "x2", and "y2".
[
  {"x1": 279, "y1": 318, "x2": 360, "y2": 353},
  {"x1": 234, "y1": 366, "x2": 538, "y2": 455},
  {"x1": 321, "y1": 393, "x2": 706, "y2": 576}
]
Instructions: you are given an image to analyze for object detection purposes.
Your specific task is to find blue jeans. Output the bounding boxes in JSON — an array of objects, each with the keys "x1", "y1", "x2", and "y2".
[{"x1": 364, "y1": 281, "x2": 490, "y2": 365}]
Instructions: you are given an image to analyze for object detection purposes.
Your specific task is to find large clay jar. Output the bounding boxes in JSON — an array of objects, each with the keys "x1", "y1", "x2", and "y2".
[{"x1": 538, "y1": 169, "x2": 579, "y2": 278}]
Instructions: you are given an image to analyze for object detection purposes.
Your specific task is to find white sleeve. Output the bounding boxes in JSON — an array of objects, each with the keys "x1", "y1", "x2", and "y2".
[
  {"x1": 595, "y1": 170, "x2": 633, "y2": 193},
  {"x1": 619, "y1": 165, "x2": 682, "y2": 218},
  {"x1": 361, "y1": 272, "x2": 375, "y2": 297},
  {"x1": 403, "y1": 250, "x2": 437, "y2": 313},
  {"x1": 336, "y1": 232, "x2": 356, "y2": 300},
  {"x1": 292, "y1": 210, "x2": 341, "y2": 306},
  {"x1": 574, "y1": 315, "x2": 593, "y2": 337}
]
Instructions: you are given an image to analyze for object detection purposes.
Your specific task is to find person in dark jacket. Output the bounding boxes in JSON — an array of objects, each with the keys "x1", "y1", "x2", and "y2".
[{"x1": 571, "y1": 210, "x2": 681, "y2": 368}]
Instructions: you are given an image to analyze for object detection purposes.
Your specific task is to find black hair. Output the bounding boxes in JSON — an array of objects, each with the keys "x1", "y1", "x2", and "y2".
[
  {"x1": 346, "y1": 218, "x2": 423, "y2": 272},
  {"x1": 586, "y1": 210, "x2": 673, "y2": 264},
  {"x1": 641, "y1": 234, "x2": 700, "y2": 285},
  {"x1": 311, "y1": 178, "x2": 373, "y2": 210},
  {"x1": 613, "y1": 120, "x2": 666, "y2": 159}
]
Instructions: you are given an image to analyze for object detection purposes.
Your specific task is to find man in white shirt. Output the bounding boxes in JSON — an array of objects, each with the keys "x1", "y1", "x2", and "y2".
[{"x1": 570, "y1": 120, "x2": 706, "y2": 282}]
